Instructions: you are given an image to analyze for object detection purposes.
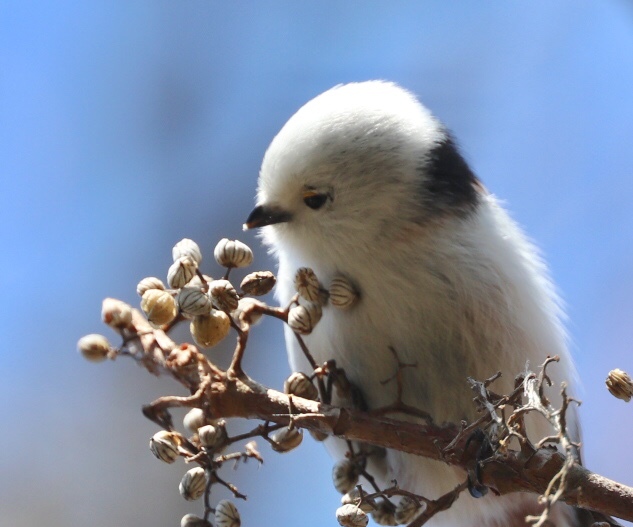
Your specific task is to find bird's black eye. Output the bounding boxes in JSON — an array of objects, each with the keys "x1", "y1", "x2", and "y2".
[{"x1": 303, "y1": 192, "x2": 328, "y2": 210}]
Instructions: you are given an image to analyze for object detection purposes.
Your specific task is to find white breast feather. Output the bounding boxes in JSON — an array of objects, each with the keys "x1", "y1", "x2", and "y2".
[{"x1": 271, "y1": 194, "x2": 578, "y2": 527}]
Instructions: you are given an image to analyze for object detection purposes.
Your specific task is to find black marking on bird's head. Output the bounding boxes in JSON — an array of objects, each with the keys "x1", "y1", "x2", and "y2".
[{"x1": 422, "y1": 133, "x2": 482, "y2": 216}]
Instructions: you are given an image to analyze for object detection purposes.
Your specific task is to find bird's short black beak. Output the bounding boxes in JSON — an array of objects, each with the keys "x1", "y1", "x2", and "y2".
[{"x1": 243, "y1": 205, "x2": 292, "y2": 230}]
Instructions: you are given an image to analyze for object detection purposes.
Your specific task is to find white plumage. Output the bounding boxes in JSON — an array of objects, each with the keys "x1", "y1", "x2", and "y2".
[{"x1": 246, "y1": 81, "x2": 580, "y2": 526}]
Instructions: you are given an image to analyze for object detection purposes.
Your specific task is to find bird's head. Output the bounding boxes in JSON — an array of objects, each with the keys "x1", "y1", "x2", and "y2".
[{"x1": 245, "y1": 81, "x2": 480, "y2": 265}]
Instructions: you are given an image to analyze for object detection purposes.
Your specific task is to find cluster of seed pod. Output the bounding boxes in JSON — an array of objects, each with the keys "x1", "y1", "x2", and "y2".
[
  {"x1": 180, "y1": 499, "x2": 240, "y2": 527},
  {"x1": 288, "y1": 268, "x2": 359, "y2": 335},
  {"x1": 264, "y1": 371, "x2": 322, "y2": 453},
  {"x1": 76, "y1": 238, "x2": 372, "y2": 527},
  {"x1": 336, "y1": 493, "x2": 424, "y2": 527},
  {"x1": 332, "y1": 455, "x2": 425, "y2": 527},
  {"x1": 134, "y1": 238, "x2": 275, "y2": 349},
  {"x1": 77, "y1": 299, "x2": 137, "y2": 361},
  {"x1": 146, "y1": 407, "x2": 242, "y2": 527},
  {"x1": 78, "y1": 242, "x2": 358, "y2": 356},
  {"x1": 288, "y1": 268, "x2": 325, "y2": 335}
]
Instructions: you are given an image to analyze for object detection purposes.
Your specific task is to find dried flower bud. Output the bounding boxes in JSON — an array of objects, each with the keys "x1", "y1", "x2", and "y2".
[
  {"x1": 198, "y1": 421, "x2": 228, "y2": 451},
  {"x1": 270, "y1": 427, "x2": 303, "y2": 453},
  {"x1": 183, "y1": 408, "x2": 215, "y2": 434},
  {"x1": 136, "y1": 276, "x2": 166, "y2": 296},
  {"x1": 294, "y1": 267, "x2": 327, "y2": 304},
  {"x1": 179, "y1": 466, "x2": 207, "y2": 501},
  {"x1": 332, "y1": 459, "x2": 359, "y2": 494},
  {"x1": 168, "y1": 256, "x2": 198, "y2": 289},
  {"x1": 173, "y1": 238, "x2": 202, "y2": 265},
  {"x1": 214, "y1": 238, "x2": 253, "y2": 268},
  {"x1": 329, "y1": 275, "x2": 359, "y2": 309},
  {"x1": 77, "y1": 334, "x2": 111, "y2": 362},
  {"x1": 371, "y1": 500, "x2": 398, "y2": 526},
  {"x1": 240, "y1": 271, "x2": 276, "y2": 296},
  {"x1": 336, "y1": 504, "x2": 369, "y2": 527},
  {"x1": 101, "y1": 298, "x2": 133, "y2": 329},
  {"x1": 395, "y1": 496, "x2": 423, "y2": 524},
  {"x1": 190, "y1": 310, "x2": 231, "y2": 348},
  {"x1": 181, "y1": 514, "x2": 212, "y2": 527},
  {"x1": 606, "y1": 368, "x2": 633, "y2": 402},
  {"x1": 215, "y1": 500, "x2": 241, "y2": 527},
  {"x1": 342, "y1": 488, "x2": 376, "y2": 513},
  {"x1": 141, "y1": 289, "x2": 177, "y2": 326},
  {"x1": 178, "y1": 287, "x2": 212, "y2": 316},
  {"x1": 209, "y1": 279, "x2": 240, "y2": 312},
  {"x1": 288, "y1": 302, "x2": 322, "y2": 335},
  {"x1": 149, "y1": 430, "x2": 183, "y2": 463},
  {"x1": 284, "y1": 372, "x2": 318, "y2": 400}
]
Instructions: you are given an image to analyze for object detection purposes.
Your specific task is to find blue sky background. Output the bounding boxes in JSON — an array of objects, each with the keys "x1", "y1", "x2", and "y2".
[{"x1": 2, "y1": 2, "x2": 633, "y2": 526}]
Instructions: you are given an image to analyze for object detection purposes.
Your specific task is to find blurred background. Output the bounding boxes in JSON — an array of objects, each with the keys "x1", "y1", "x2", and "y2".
[{"x1": 2, "y1": 1, "x2": 633, "y2": 526}]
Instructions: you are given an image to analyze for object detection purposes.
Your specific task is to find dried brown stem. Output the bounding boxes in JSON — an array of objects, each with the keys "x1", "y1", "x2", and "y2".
[{"x1": 227, "y1": 297, "x2": 291, "y2": 380}]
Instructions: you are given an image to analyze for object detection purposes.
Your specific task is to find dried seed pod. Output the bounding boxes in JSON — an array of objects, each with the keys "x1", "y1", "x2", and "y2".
[
  {"x1": 183, "y1": 408, "x2": 215, "y2": 434},
  {"x1": 179, "y1": 466, "x2": 207, "y2": 501},
  {"x1": 395, "y1": 496, "x2": 423, "y2": 524},
  {"x1": 294, "y1": 267, "x2": 327, "y2": 304},
  {"x1": 141, "y1": 289, "x2": 178, "y2": 326},
  {"x1": 215, "y1": 500, "x2": 241, "y2": 527},
  {"x1": 329, "y1": 275, "x2": 359, "y2": 309},
  {"x1": 168, "y1": 255, "x2": 198, "y2": 289},
  {"x1": 284, "y1": 372, "x2": 318, "y2": 400},
  {"x1": 181, "y1": 514, "x2": 212, "y2": 527},
  {"x1": 270, "y1": 427, "x2": 303, "y2": 453},
  {"x1": 209, "y1": 279, "x2": 240, "y2": 312},
  {"x1": 371, "y1": 500, "x2": 398, "y2": 526},
  {"x1": 288, "y1": 302, "x2": 322, "y2": 335},
  {"x1": 178, "y1": 287, "x2": 212, "y2": 316},
  {"x1": 240, "y1": 271, "x2": 276, "y2": 296},
  {"x1": 173, "y1": 238, "x2": 202, "y2": 265},
  {"x1": 149, "y1": 430, "x2": 183, "y2": 464},
  {"x1": 198, "y1": 421, "x2": 228, "y2": 451},
  {"x1": 136, "y1": 276, "x2": 166, "y2": 296},
  {"x1": 190, "y1": 310, "x2": 230, "y2": 348},
  {"x1": 341, "y1": 488, "x2": 376, "y2": 513},
  {"x1": 77, "y1": 334, "x2": 111, "y2": 362},
  {"x1": 606, "y1": 368, "x2": 633, "y2": 402},
  {"x1": 214, "y1": 238, "x2": 253, "y2": 268},
  {"x1": 336, "y1": 504, "x2": 369, "y2": 527},
  {"x1": 101, "y1": 298, "x2": 133, "y2": 329},
  {"x1": 332, "y1": 459, "x2": 359, "y2": 494}
]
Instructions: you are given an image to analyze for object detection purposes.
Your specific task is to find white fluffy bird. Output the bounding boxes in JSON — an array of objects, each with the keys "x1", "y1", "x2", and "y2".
[{"x1": 245, "y1": 81, "x2": 583, "y2": 526}]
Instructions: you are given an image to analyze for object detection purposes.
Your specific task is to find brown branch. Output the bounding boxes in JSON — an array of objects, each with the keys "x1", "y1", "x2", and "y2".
[
  {"x1": 201, "y1": 373, "x2": 633, "y2": 521},
  {"x1": 102, "y1": 299, "x2": 633, "y2": 523}
]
